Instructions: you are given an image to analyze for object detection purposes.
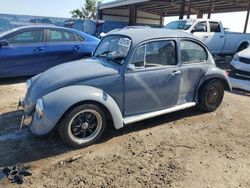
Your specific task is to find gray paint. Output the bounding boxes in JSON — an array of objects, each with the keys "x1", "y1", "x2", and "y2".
[
  {"x1": 30, "y1": 85, "x2": 124, "y2": 135},
  {"x1": 22, "y1": 28, "x2": 231, "y2": 135}
]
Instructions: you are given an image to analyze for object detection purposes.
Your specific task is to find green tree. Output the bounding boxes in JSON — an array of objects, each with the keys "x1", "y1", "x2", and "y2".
[{"x1": 70, "y1": 0, "x2": 99, "y2": 19}]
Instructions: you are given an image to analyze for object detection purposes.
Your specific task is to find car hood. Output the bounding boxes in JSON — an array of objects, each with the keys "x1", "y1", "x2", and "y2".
[{"x1": 24, "y1": 58, "x2": 119, "y2": 113}]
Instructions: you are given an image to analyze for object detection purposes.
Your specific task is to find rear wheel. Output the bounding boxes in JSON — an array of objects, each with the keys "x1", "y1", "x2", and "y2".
[
  {"x1": 58, "y1": 104, "x2": 106, "y2": 148},
  {"x1": 198, "y1": 79, "x2": 224, "y2": 112}
]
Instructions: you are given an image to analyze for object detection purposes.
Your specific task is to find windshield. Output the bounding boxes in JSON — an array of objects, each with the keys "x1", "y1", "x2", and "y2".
[
  {"x1": 165, "y1": 20, "x2": 195, "y2": 30},
  {"x1": 94, "y1": 35, "x2": 131, "y2": 64}
]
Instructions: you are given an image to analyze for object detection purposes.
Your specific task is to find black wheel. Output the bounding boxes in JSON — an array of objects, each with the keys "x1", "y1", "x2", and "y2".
[
  {"x1": 198, "y1": 79, "x2": 224, "y2": 112},
  {"x1": 58, "y1": 104, "x2": 106, "y2": 148}
]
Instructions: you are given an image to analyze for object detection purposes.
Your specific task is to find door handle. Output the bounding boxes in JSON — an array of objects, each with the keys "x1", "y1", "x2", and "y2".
[
  {"x1": 170, "y1": 70, "x2": 181, "y2": 76},
  {"x1": 74, "y1": 45, "x2": 81, "y2": 50},
  {"x1": 220, "y1": 35, "x2": 224, "y2": 38},
  {"x1": 33, "y1": 47, "x2": 45, "y2": 52}
]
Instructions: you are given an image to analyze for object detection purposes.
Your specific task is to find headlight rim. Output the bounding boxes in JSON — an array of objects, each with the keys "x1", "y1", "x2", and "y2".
[
  {"x1": 35, "y1": 98, "x2": 44, "y2": 118},
  {"x1": 26, "y1": 79, "x2": 32, "y2": 90}
]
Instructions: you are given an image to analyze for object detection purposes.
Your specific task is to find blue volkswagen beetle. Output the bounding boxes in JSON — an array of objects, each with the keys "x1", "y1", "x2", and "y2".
[
  {"x1": 20, "y1": 28, "x2": 231, "y2": 147},
  {"x1": 0, "y1": 25, "x2": 100, "y2": 78}
]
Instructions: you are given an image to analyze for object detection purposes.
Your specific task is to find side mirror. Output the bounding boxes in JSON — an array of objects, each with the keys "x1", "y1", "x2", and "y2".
[
  {"x1": 0, "y1": 40, "x2": 9, "y2": 47},
  {"x1": 192, "y1": 26, "x2": 206, "y2": 33}
]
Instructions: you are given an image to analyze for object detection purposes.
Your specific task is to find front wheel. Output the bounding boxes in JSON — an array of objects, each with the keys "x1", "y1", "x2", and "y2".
[
  {"x1": 58, "y1": 104, "x2": 106, "y2": 148},
  {"x1": 198, "y1": 79, "x2": 224, "y2": 112}
]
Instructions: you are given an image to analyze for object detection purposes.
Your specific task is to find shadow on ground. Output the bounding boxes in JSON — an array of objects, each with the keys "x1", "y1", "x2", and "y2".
[
  {"x1": 0, "y1": 76, "x2": 31, "y2": 85},
  {"x1": 0, "y1": 107, "x2": 202, "y2": 167}
]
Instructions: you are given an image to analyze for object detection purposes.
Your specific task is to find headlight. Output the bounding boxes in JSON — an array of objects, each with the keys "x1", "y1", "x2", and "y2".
[
  {"x1": 233, "y1": 53, "x2": 239, "y2": 61},
  {"x1": 36, "y1": 99, "x2": 44, "y2": 118},
  {"x1": 26, "y1": 79, "x2": 32, "y2": 90}
]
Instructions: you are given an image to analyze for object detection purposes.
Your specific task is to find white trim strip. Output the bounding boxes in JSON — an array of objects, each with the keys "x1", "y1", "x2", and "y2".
[{"x1": 123, "y1": 102, "x2": 196, "y2": 125}]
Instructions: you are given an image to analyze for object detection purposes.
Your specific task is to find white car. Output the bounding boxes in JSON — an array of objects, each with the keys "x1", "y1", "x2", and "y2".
[
  {"x1": 229, "y1": 47, "x2": 250, "y2": 91},
  {"x1": 165, "y1": 19, "x2": 250, "y2": 55}
]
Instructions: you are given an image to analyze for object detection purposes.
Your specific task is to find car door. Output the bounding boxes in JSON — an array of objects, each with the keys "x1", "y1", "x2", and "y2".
[
  {"x1": 192, "y1": 21, "x2": 209, "y2": 43},
  {"x1": 0, "y1": 29, "x2": 46, "y2": 77},
  {"x1": 203, "y1": 21, "x2": 225, "y2": 54},
  {"x1": 44, "y1": 29, "x2": 83, "y2": 69},
  {"x1": 124, "y1": 39, "x2": 181, "y2": 117},
  {"x1": 179, "y1": 40, "x2": 209, "y2": 103}
]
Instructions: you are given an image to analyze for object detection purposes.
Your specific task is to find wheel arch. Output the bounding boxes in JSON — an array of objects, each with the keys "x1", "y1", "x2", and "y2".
[
  {"x1": 235, "y1": 40, "x2": 249, "y2": 54},
  {"x1": 195, "y1": 69, "x2": 231, "y2": 103},
  {"x1": 55, "y1": 100, "x2": 113, "y2": 130},
  {"x1": 30, "y1": 85, "x2": 124, "y2": 136}
]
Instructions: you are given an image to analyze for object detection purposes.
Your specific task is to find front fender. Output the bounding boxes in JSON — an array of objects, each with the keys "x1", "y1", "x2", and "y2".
[
  {"x1": 194, "y1": 67, "x2": 232, "y2": 103},
  {"x1": 30, "y1": 85, "x2": 124, "y2": 135}
]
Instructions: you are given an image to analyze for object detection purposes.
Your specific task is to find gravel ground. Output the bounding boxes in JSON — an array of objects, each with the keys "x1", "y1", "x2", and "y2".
[{"x1": 0, "y1": 74, "x2": 250, "y2": 188}]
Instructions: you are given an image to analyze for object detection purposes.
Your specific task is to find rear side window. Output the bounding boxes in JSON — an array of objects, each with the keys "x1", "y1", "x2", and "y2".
[
  {"x1": 131, "y1": 40, "x2": 177, "y2": 68},
  {"x1": 48, "y1": 30, "x2": 76, "y2": 42},
  {"x1": 180, "y1": 40, "x2": 207, "y2": 64},
  {"x1": 209, "y1": 22, "x2": 221, "y2": 32},
  {"x1": 6, "y1": 30, "x2": 43, "y2": 45}
]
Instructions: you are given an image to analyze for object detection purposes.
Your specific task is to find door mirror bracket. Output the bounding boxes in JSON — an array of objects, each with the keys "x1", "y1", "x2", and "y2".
[{"x1": 0, "y1": 40, "x2": 9, "y2": 47}]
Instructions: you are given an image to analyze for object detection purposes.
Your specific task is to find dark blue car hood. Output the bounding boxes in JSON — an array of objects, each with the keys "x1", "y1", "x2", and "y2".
[{"x1": 25, "y1": 58, "x2": 119, "y2": 113}]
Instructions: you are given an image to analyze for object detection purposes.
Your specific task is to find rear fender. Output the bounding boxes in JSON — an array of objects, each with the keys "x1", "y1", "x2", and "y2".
[{"x1": 194, "y1": 67, "x2": 231, "y2": 103}]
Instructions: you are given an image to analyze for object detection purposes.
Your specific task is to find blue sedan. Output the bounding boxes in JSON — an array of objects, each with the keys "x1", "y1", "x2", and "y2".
[{"x1": 0, "y1": 25, "x2": 100, "y2": 78}]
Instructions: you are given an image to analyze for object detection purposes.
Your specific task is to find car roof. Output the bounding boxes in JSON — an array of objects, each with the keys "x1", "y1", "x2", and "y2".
[
  {"x1": 106, "y1": 28, "x2": 195, "y2": 45},
  {"x1": 0, "y1": 25, "x2": 94, "y2": 39}
]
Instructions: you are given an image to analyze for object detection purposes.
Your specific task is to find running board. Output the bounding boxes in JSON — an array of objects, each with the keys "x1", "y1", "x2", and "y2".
[{"x1": 123, "y1": 102, "x2": 196, "y2": 125}]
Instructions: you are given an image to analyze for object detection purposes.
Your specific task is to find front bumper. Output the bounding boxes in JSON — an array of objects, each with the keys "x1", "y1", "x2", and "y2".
[
  {"x1": 20, "y1": 115, "x2": 33, "y2": 130},
  {"x1": 229, "y1": 77, "x2": 250, "y2": 91}
]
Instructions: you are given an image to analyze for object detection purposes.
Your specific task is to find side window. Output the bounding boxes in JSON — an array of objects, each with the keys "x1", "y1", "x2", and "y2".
[
  {"x1": 194, "y1": 21, "x2": 207, "y2": 32},
  {"x1": 181, "y1": 40, "x2": 207, "y2": 64},
  {"x1": 131, "y1": 45, "x2": 145, "y2": 68},
  {"x1": 76, "y1": 34, "x2": 85, "y2": 42},
  {"x1": 131, "y1": 40, "x2": 176, "y2": 68},
  {"x1": 209, "y1": 22, "x2": 221, "y2": 32},
  {"x1": 48, "y1": 30, "x2": 76, "y2": 42},
  {"x1": 146, "y1": 41, "x2": 176, "y2": 67},
  {"x1": 6, "y1": 30, "x2": 43, "y2": 45}
]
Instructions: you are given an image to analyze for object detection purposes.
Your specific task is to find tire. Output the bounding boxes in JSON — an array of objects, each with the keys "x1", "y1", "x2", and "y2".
[
  {"x1": 198, "y1": 79, "x2": 224, "y2": 112},
  {"x1": 58, "y1": 104, "x2": 106, "y2": 148}
]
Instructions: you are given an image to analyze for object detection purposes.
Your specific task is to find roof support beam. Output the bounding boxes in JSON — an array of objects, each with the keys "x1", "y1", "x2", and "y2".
[
  {"x1": 179, "y1": 0, "x2": 186, "y2": 19},
  {"x1": 187, "y1": 0, "x2": 192, "y2": 19},
  {"x1": 207, "y1": 0, "x2": 213, "y2": 19},
  {"x1": 197, "y1": 10, "x2": 203, "y2": 18},
  {"x1": 129, "y1": 4, "x2": 136, "y2": 26},
  {"x1": 244, "y1": 1, "x2": 250, "y2": 33}
]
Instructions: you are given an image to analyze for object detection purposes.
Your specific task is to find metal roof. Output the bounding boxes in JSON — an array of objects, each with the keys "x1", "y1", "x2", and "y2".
[{"x1": 100, "y1": 0, "x2": 249, "y2": 16}]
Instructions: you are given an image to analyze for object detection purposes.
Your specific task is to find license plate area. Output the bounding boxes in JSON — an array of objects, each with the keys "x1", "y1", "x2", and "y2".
[{"x1": 20, "y1": 115, "x2": 32, "y2": 130}]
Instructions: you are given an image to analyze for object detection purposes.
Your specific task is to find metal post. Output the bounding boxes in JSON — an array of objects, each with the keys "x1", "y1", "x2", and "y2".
[
  {"x1": 160, "y1": 15, "x2": 164, "y2": 27},
  {"x1": 129, "y1": 4, "x2": 135, "y2": 25},
  {"x1": 207, "y1": 0, "x2": 213, "y2": 19},
  {"x1": 244, "y1": 1, "x2": 250, "y2": 33},
  {"x1": 197, "y1": 11, "x2": 203, "y2": 18},
  {"x1": 98, "y1": 9, "x2": 103, "y2": 20},
  {"x1": 179, "y1": 0, "x2": 186, "y2": 20},
  {"x1": 134, "y1": 5, "x2": 137, "y2": 25},
  {"x1": 187, "y1": 0, "x2": 192, "y2": 19}
]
